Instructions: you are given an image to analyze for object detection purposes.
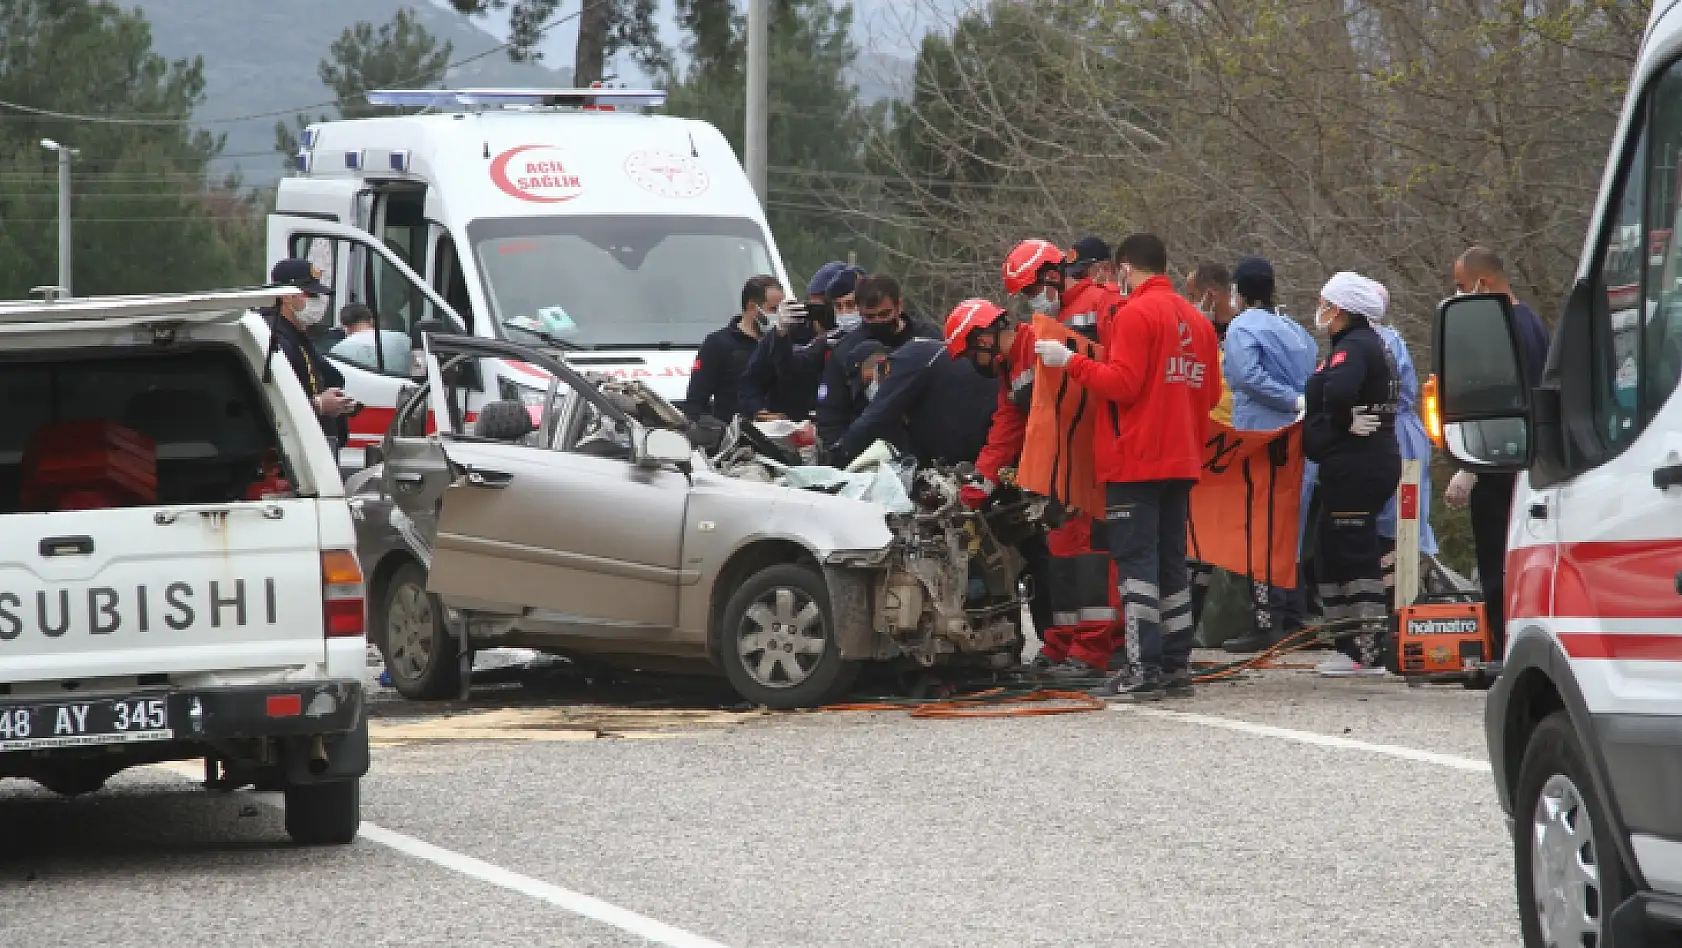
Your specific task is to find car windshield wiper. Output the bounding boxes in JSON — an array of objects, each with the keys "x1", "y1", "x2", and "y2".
[
  {"x1": 501, "y1": 320, "x2": 583, "y2": 351},
  {"x1": 588, "y1": 340, "x2": 682, "y2": 351}
]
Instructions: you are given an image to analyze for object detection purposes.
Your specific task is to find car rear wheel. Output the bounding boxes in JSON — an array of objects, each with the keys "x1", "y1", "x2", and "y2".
[
  {"x1": 380, "y1": 563, "x2": 460, "y2": 701},
  {"x1": 1515, "y1": 711, "x2": 1633, "y2": 947},
  {"x1": 719, "y1": 564, "x2": 858, "y2": 710},
  {"x1": 284, "y1": 779, "x2": 360, "y2": 845}
]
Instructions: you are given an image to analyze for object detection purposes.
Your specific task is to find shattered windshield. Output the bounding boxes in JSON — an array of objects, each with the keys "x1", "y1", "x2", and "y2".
[{"x1": 469, "y1": 214, "x2": 777, "y2": 349}]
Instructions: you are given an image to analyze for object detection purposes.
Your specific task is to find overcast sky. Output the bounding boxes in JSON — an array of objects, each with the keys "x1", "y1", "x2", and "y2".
[{"x1": 428, "y1": 0, "x2": 976, "y2": 80}]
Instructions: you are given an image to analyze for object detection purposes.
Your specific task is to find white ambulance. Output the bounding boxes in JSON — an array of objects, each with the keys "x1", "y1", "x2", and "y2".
[
  {"x1": 1434, "y1": 3, "x2": 1682, "y2": 942},
  {"x1": 267, "y1": 88, "x2": 791, "y2": 463}
]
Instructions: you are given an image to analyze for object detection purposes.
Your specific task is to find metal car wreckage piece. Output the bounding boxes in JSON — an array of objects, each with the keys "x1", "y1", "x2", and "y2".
[{"x1": 671, "y1": 404, "x2": 1038, "y2": 673}]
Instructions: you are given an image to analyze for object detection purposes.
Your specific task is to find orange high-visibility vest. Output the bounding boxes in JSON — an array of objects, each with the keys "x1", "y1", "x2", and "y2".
[{"x1": 1018, "y1": 315, "x2": 1107, "y2": 517}]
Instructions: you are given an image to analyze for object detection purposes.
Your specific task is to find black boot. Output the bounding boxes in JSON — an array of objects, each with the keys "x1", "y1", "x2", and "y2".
[{"x1": 1221, "y1": 630, "x2": 1283, "y2": 654}]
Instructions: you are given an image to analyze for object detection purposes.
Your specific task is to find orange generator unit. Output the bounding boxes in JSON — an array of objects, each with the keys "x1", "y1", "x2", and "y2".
[{"x1": 1393, "y1": 600, "x2": 1496, "y2": 689}]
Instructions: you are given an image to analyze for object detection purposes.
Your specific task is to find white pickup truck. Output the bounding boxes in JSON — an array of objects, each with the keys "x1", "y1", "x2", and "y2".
[{"x1": 0, "y1": 288, "x2": 368, "y2": 845}]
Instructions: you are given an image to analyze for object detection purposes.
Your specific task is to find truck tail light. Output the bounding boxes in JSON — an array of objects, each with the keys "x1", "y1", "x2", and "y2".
[
  {"x1": 1422, "y1": 374, "x2": 1443, "y2": 448},
  {"x1": 321, "y1": 550, "x2": 365, "y2": 638}
]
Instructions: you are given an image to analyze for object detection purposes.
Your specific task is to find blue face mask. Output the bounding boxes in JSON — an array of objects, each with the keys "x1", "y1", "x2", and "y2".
[
  {"x1": 837, "y1": 312, "x2": 862, "y2": 332},
  {"x1": 866, "y1": 380, "x2": 880, "y2": 401}
]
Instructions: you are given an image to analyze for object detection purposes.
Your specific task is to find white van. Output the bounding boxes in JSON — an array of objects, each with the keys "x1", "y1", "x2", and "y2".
[
  {"x1": 267, "y1": 88, "x2": 791, "y2": 463},
  {"x1": 1434, "y1": 2, "x2": 1682, "y2": 942}
]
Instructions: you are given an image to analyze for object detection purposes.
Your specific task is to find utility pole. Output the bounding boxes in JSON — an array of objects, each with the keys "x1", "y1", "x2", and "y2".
[
  {"x1": 744, "y1": 0, "x2": 769, "y2": 206},
  {"x1": 40, "y1": 139, "x2": 77, "y2": 296}
]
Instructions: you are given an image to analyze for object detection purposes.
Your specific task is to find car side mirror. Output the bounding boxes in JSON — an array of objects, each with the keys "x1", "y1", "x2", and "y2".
[
  {"x1": 635, "y1": 426, "x2": 693, "y2": 468},
  {"x1": 1432, "y1": 293, "x2": 1533, "y2": 472}
]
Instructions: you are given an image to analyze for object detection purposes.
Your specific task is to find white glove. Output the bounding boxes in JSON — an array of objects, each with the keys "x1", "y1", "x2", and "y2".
[
  {"x1": 1034, "y1": 339, "x2": 1074, "y2": 369},
  {"x1": 1446, "y1": 470, "x2": 1476, "y2": 509},
  {"x1": 775, "y1": 299, "x2": 808, "y2": 331},
  {"x1": 1349, "y1": 410, "x2": 1380, "y2": 436},
  {"x1": 1294, "y1": 394, "x2": 1306, "y2": 421}
]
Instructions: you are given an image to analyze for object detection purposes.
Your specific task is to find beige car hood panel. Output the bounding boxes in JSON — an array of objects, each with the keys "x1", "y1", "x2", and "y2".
[{"x1": 687, "y1": 471, "x2": 893, "y2": 556}]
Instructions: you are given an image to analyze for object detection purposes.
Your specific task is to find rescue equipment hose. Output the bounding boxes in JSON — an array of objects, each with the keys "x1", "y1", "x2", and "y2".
[{"x1": 818, "y1": 619, "x2": 1362, "y2": 716}]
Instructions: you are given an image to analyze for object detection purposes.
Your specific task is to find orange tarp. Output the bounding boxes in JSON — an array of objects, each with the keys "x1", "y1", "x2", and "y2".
[
  {"x1": 1016, "y1": 315, "x2": 1106, "y2": 517},
  {"x1": 1187, "y1": 422, "x2": 1304, "y2": 589}
]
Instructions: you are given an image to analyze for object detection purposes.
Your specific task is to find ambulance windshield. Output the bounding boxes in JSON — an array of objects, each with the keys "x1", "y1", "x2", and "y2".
[{"x1": 470, "y1": 214, "x2": 777, "y2": 349}]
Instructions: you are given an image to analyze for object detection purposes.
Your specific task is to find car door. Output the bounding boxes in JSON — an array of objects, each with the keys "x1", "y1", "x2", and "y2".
[
  {"x1": 381, "y1": 376, "x2": 453, "y2": 569},
  {"x1": 418, "y1": 336, "x2": 691, "y2": 634}
]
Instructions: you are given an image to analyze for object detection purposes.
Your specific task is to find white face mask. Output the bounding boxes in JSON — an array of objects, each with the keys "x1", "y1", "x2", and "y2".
[
  {"x1": 866, "y1": 379, "x2": 880, "y2": 401},
  {"x1": 1455, "y1": 279, "x2": 1487, "y2": 297},
  {"x1": 1195, "y1": 291, "x2": 1212, "y2": 317},
  {"x1": 1029, "y1": 290, "x2": 1061, "y2": 318},
  {"x1": 837, "y1": 312, "x2": 863, "y2": 332},
  {"x1": 752, "y1": 305, "x2": 772, "y2": 334},
  {"x1": 1230, "y1": 290, "x2": 1242, "y2": 312},
  {"x1": 1314, "y1": 303, "x2": 1335, "y2": 331},
  {"x1": 295, "y1": 296, "x2": 327, "y2": 327}
]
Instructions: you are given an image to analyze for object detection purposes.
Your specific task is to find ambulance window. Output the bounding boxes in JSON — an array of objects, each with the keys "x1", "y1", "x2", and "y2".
[
  {"x1": 433, "y1": 233, "x2": 475, "y2": 333},
  {"x1": 1642, "y1": 64, "x2": 1682, "y2": 426},
  {"x1": 1592, "y1": 123, "x2": 1649, "y2": 450}
]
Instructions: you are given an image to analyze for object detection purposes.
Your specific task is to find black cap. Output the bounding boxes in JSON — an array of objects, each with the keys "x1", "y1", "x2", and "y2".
[
  {"x1": 270, "y1": 258, "x2": 332, "y2": 297},
  {"x1": 846, "y1": 339, "x2": 888, "y2": 375},
  {"x1": 1069, "y1": 236, "x2": 1111, "y2": 264},
  {"x1": 824, "y1": 266, "x2": 866, "y2": 301},
  {"x1": 1066, "y1": 236, "x2": 1111, "y2": 278},
  {"x1": 1233, "y1": 257, "x2": 1275, "y2": 304}
]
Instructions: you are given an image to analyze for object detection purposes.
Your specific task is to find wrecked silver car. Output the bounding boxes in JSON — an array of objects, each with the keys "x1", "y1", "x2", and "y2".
[{"x1": 347, "y1": 334, "x2": 1030, "y2": 709}]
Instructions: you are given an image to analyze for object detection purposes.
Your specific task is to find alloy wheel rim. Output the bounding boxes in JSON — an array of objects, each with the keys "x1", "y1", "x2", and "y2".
[
  {"x1": 386, "y1": 583, "x2": 435, "y2": 681},
  {"x1": 737, "y1": 587, "x2": 826, "y2": 688},
  {"x1": 1532, "y1": 772, "x2": 1601, "y2": 947}
]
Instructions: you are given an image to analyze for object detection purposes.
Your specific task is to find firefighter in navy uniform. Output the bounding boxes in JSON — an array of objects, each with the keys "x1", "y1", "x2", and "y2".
[
  {"x1": 834, "y1": 331, "x2": 997, "y2": 469},
  {"x1": 1301, "y1": 272, "x2": 1402, "y2": 676}
]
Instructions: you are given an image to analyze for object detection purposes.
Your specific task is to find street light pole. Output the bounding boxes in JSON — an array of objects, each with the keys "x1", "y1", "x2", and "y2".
[
  {"x1": 40, "y1": 139, "x2": 77, "y2": 296},
  {"x1": 744, "y1": 0, "x2": 769, "y2": 207}
]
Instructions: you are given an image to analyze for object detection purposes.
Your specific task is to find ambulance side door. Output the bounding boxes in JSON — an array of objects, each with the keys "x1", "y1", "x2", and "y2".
[
  {"x1": 1551, "y1": 60, "x2": 1682, "y2": 714},
  {"x1": 268, "y1": 215, "x2": 466, "y2": 464}
]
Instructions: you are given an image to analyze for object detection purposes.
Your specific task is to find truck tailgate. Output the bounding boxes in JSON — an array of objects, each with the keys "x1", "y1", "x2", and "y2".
[{"x1": 0, "y1": 500, "x2": 325, "y2": 684}]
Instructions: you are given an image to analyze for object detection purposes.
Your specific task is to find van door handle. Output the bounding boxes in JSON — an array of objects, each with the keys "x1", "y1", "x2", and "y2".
[
  {"x1": 464, "y1": 468, "x2": 513, "y2": 489},
  {"x1": 1655, "y1": 464, "x2": 1682, "y2": 490},
  {"x1": 39, "y1": 536, "x2": 93, "y2": 557}
]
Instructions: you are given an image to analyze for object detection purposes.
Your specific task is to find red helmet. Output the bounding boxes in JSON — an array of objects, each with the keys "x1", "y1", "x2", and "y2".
[
  {"x1": 1002, "y1": 239, "x2": 1064, "y2": 296},
  {"x1": 944, "y1": 298, "x2": 1006, "y2": 358}
]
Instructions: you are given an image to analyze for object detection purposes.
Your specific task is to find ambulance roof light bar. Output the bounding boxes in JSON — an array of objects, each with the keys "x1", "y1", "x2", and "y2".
[{"x1": 365, "y1": 88, "x2": 667, "y2": 111}]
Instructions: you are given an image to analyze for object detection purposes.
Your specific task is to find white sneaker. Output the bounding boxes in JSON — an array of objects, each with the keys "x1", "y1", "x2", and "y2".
[{"x1": 1316, "y1": 654, "x2": 1389, "y2": 677}]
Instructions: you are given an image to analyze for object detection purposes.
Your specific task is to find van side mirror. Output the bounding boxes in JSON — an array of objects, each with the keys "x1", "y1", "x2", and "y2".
[{"x1": 1433, "y1": 293, "x2": 1532, "y2": 471}]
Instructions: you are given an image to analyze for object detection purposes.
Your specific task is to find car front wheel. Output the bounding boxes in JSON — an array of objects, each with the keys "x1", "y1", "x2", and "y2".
[
  {"x1": 379, "y1": 563, "x2": 461, "y2": 701},
  {"x1": 719, "y1": 564, "x2": 859, "y2": 710},
  {"x1": 1514, "y1": 711, "x2": 1633, "y2": 947}
]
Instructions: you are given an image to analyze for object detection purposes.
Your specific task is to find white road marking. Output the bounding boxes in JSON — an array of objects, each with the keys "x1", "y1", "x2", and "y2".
[
  {"x1": 1111, "y1": 705, "x2": 1492, "y2": 774},
  {"x1": 151, "y1": 763, "x2": 735, "y2": 948},
  {"x1": 357, "y1": 822, "x2": 735, "y2": 948}
]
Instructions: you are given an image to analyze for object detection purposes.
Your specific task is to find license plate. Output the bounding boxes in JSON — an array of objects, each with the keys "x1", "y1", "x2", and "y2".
[{"x1": 0, "y1": 697, "x2": 171, "y2": 752}]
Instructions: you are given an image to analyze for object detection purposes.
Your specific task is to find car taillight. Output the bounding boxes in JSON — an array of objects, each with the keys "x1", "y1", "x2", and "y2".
[{"x1": 321, "y1": 550, "x2": 365, "y2": 638}]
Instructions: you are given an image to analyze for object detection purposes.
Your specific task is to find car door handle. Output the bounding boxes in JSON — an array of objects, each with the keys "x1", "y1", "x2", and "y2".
[
  {"x1": 464, "y1": 468, "x2": 513, "y2": 489},
  {"x1": 393, "y1": 472, "x2": 424, "y2": 485},
  {"x1": 1655, "y1": 464, "x2": 1682, "y2": 490}
]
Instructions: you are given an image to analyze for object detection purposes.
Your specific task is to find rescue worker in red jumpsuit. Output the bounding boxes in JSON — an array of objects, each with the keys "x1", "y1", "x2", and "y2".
[
  {"x1": 1039, "y1": 233, "x2": 1222, "y2": 700},
  {"x1": 962, "y1": 239, "x2": 1125, "y2": 678}
]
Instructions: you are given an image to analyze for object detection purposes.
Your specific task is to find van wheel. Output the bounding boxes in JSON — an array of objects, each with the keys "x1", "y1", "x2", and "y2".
[
  {"x1": 1514, "y1": 711, "x2": 1632, "y2": 947},
  {"x1": 284, "y1": 779, "x2": 360, "y2": 845},
  {"x1": 719, "y1": 564, "x2": 859, "y2": 710},
  {"x1": 380, "y1": 563, "x2": 460, "y2": 701}
]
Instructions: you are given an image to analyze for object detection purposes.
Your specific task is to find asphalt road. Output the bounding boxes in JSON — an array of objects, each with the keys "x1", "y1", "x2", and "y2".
[{"x1": 0, "y1": 658, "x2": 1518, "y2": 948}]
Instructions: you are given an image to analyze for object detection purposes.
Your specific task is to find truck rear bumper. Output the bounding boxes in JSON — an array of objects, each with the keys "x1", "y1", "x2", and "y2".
[{"x1": 172, "y1": 679, "x2": 364, "y2": 741}]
